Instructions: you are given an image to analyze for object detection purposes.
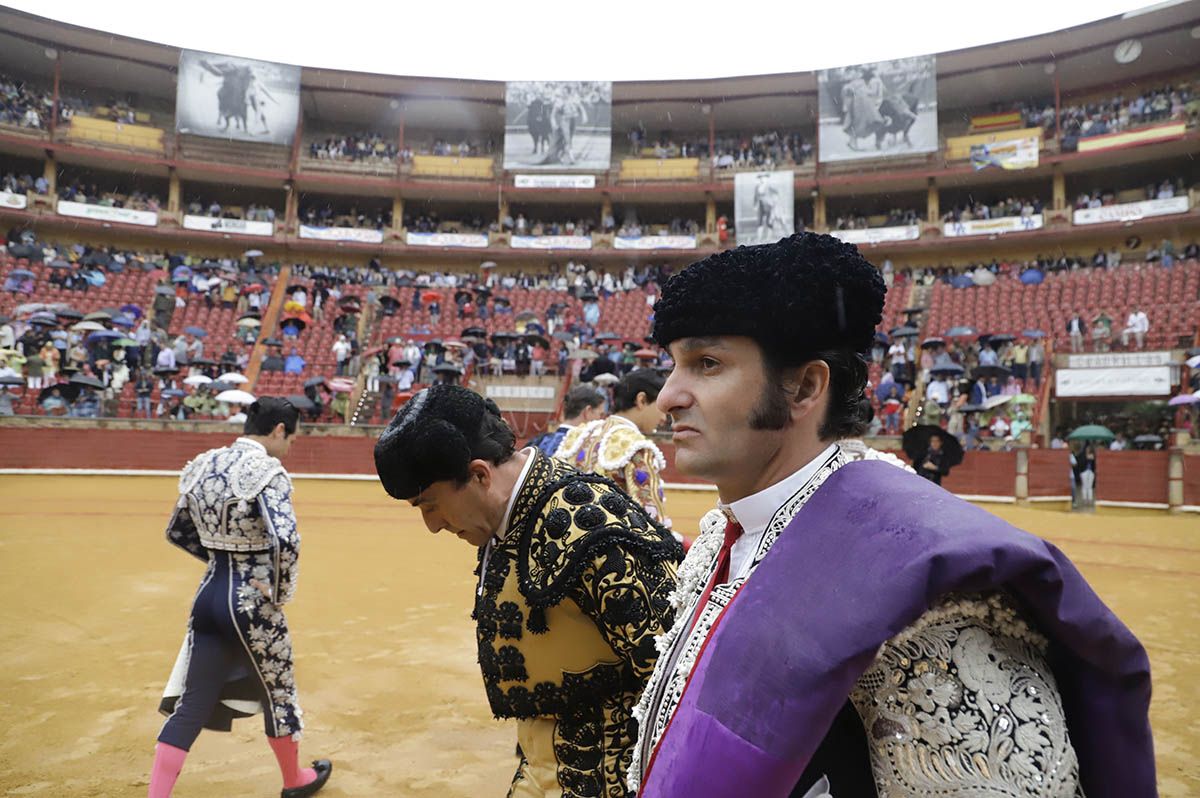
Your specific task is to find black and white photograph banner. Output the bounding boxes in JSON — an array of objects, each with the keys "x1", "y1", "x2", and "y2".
[
  {"x1": 817, "y1": 55, "x2": 937, "y2": 163},
  {"x1": 176, "y1": 50, "x2": 301, "y2": 145},
  {"x1": 504, "y1": 82, "x2": 612, "y2": 171},
  {"x1": 734, "y1": 170, "x2": 794, "y2": 246}
]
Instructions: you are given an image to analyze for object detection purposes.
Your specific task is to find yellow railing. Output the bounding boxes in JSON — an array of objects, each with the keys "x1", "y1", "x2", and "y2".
[
  {"x1": 620, "y1": 158, "x2": 700, "y2": 181},
  {"x1": 410, "y1": 155, "x2": 494, "y2": 179},
  {"x1": 63, "y1": 117, "x2": 165, "y2": 153}
]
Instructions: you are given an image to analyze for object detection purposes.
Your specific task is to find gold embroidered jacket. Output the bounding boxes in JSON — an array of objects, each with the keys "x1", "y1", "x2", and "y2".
[{"x1": 474, "y1": 451, "x2": 681, "y2": 796}]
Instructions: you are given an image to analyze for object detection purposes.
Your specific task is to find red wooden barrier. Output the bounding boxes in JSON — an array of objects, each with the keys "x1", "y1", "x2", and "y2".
[{"x1": 1094, "y1": 450, "x2": 1169, "y2": 505}]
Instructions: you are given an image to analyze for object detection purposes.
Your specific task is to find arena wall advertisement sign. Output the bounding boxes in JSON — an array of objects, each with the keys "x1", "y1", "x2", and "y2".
[
  {"x1": 57, "y1": 200, "x2": 158, "y2": 227},
  {"x1": 943, "y1": 214, "x2": 1043, "y2": 238},
  {"x1": 612, "y1": 235, "x2": 696, "y2": 250},
  {"x1": 0, "y1": 190, "x2": 27, "y2": 209},
  {"x1": 504, "y1": 82, "x2": 612, "y2": 171},
  {"x1": 183, "y1": 214, "x2": 274, "y2": 237},
  {"x1": 817, "y1": 55, "x2": 938, "y2": 163},
  {"x1": 970, "y1": 136, "x2": 1039, "y2": 171},
  {"x1": 176, "y1": 50, "x2": 301, "y2": 146},
  {"x1": 1056, "y1": 366, "x2": 1172, "y2": 398},
  {"x1": 830, "y1": 225, "x2": 920, "y2": 245},
  {"x1": 514, "y1": 174, "x2": 596, "y2": 189},
  {"x1": 510, "y1": 235, "x2": 592, "y2": 250},
  {"x1": 1073, "y1": 196, "x2": 1188, "y2": 226},
  {"x1": 406, "y1": 232, "x2": 489, "y2": 248},
  {"x1": 298, "y1": 225, "x2": 384, "y2": 244},
  {"x1": 734, "y1": 171, "x2": 794, "y2": 246}
]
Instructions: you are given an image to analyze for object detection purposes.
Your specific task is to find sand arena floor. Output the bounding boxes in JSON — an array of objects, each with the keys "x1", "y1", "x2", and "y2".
[{"x1": 0, "y1": 475, "x2": 1196, "y2": 797}]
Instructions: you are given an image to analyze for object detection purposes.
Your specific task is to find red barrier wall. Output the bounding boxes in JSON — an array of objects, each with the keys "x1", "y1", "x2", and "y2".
[
  {"x1": 1094, "y1": 450, "x2": 1170, "y2": 505},
  {"x1": 1182, "y1": 454, "x2": 1200, "y2": 507},
  {"x1": 941, "y1": 451, "x2": 1016, "y2": 496},
  {"x1": 1027, "y1": 449, "x2": 1072, "y2": 497}
]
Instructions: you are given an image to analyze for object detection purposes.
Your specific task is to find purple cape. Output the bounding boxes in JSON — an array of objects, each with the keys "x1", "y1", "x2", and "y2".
[{"x1": 642, "y1": 460, "x2": 1155, "y2": 797}]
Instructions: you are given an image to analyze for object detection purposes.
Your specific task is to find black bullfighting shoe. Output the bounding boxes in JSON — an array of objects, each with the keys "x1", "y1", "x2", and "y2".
[{"x1": 280, "y1": 760, "x2": 332, "y2": 798}]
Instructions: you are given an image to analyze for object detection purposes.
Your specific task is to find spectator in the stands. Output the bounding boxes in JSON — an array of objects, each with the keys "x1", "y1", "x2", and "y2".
[
  {"x1": 284, "y1": 348, "x2": 306, "y2": 374},
  {"x1": 1122, "y1": 306, "x2": 1150, "y2": 350}
]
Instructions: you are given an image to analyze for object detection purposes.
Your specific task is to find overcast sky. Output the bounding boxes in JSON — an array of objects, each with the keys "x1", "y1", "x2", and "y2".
[{"x1": 8, "y1": 0, "x2": 1176, "y2": 81}]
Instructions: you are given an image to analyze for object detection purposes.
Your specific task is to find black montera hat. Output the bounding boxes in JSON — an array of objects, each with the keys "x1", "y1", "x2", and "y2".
[
  {"x1": 652, "y1": 233, "x2": 887, "y2": 362},
  {"x1": 373, "y1": 384, "x2": 506, "y2": 500}
]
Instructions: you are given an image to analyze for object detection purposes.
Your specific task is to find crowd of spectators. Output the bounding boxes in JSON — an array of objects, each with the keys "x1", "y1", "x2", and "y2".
[
  {"x1": 57, "y1": 180, "x2": 161, "y2": 211},
  {"x1": 302, "y1": 203, "x2": 391, "y2": 230},
  {"x1": 626, "y1": 125, "x2": 812, "y2": 169},
  {"x1": 0, "y1": 72, "x2": 52, "y2": 129},
  {"x1": 403, "y1": 211, "x2": 486, "y2": 234},
  {"x1": 1013, "y1": 81, "x2": 1197, "y2": 142},
  {"x1": 940, "y1": 196, "x2": 1045, "y2": 223},
  {"x1": 498, "y1": 213, "x2": 595, "y2": 237},
  {"x1": 423, "y1": 137, "x2": 494, "y2": 157},
  {"x1": 1, "y1": 171, "x2": 49, "y2": 196},
  {"x1": 185, "y1": 199, "x2": 277, "y2": 223},
  {"x1": 310, "y1": 132, "x2": 406, "y2": 163},
  {"x1": 834, "y1": 207, "x2": 922, "y2": 230},
  {"x1": 1073, "y1": 177, "x2": 1185, "y2": 210}
]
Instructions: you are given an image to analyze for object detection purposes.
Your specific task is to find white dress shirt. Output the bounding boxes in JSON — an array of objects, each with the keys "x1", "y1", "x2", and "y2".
[
  {"x1": 721, "y1": 443, "x2": 839, "y2": 582},
  {"x1": 478, "y1": 448, "x2": 537, "y2": 595}
]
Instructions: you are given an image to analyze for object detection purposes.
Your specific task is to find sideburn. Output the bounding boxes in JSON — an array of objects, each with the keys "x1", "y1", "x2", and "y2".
[{"x1": 748, "y1": 379, "x2": 792, "y2": 431}]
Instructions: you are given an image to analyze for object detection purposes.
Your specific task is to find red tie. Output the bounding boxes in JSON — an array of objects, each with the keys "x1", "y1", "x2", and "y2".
[{"x1": 690, "y1": 517, "x2": 744, "y2": 633}]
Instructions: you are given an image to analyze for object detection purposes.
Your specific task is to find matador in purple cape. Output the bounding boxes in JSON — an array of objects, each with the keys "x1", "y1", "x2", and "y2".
[{"x1": 627, "y1": 233, "x2": 1155, "y2": 797}]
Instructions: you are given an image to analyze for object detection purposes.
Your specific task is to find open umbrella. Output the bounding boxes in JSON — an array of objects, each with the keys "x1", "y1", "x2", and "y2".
[
  {"x1": 929, "y1": 358, "x2": 964, "y2": 376},
  {"x1": 86, "y1": 330, "x2": 124, "y2": 342},
  {"x1": 326, "y1": 378, "x2": 355, "y2": 394},
  {"x1": 8, "y1": 268, "x2": 34, "y2": 280},
  {"x1": 462, "y1": 326, "x2": 487, "y2": 338},
  {"x1": 390, "y1": 359, "x2": 413, "y2": 369},
  {"x1": 420, "y1": 290, "x2": 442, "y2": 305},
  {"x1": 55, "y1": 309, "x2": 83, "y2": 321},
  {"x1": 424, "y1": 340, "x2": 445, "y2": 351},
  {"x1": 568, "y1": 349, "x2": 598, "y2": 361},
  {"x1": 243, "y1": 249, "x2": 264, "y2": 258},
  {"x1": 595, "y1": 332, "x2": 621, "y2": 342},
  {"x1": 237, "y1": 317, "x2": 262, "y2": 328},
  {"x1": 379, "y1": 295, "x2": 400, "y2": 309},
  {"x1": 987, "y1": 333, "x2": 1016, "y2": 345},
  {"x1": 635, "y1": 348, "x2": 658, "y2": 359},
  {"x1": 982, "y1": 394, "x2": 1013, "y2": 410},
  {"x1": 902, "y1": 425, "x2": 964, "y2": 468},
  {"x1": 890, "y1": 325, "x2": 920, "y2": 338},
  {"x1": 920, "y1": 337, "x2": 945, "y2": 350},
  {"x1": 0, "y1": 375, "x2": 26, "y2": 387},
  {"x1": 433, "y1": 363, "x2": 463, "y2": 375},
  {"x1": 442, "y1": 340, "x2": 468, "y2": 350},
  {"x1": 972, "y1": 269, "x2": 996, "y2": 286},
  {"x1": 29, "y1": 316, "x2": 59, "y2": 327},
  {"x1": 280, "y1": 317, "x2": 308, "y2": 334},
  {"x1": 262, "y1": 338, "x2": 283, "y2": 348},
  {"x1": 552, "y1": 331, "x2": 576, "y2": 342},
  {"x1": 973, "y1": 365, "x2": 1011, "y2": 380},
  {"x1": 494, "y1": 297, "x2": 512, "y2": 307},
  {"x1": 84, "y1": 311, "x2": 112, "y2": 321},
  {"x1": 241, "y1": 283, "x2": 264, "y2": 295},
  {"x1": 944, "y1": 326, "x2": 977, "y2": 338},
  {"x1": 1067, "y1": 424, "x2": 1115, "y2": 443},
  {"x1": 1133, "y1": 434, "x2": 1163, "y2": 448},
  {"x1": 951, "y1": 274, "x2": 974, "y2": 289},
  {"x1": 592, "y1": 373, "x2": 620, "y2": 386},
  {"x1": 215, "y1": 389, "x2": 256, "y2": 405},
  {"x1": 490, "y1": 331, "x2": 517, "y2": 342},
  {"x1": 161, "y1": 388, "x2": 188, "y2": 399},
  {"x1": 286, "y1": 395, "x2": 316, "y2": 412},
  {"x1": 1021, "y1": 329, "x2": 1046, "y2": 339},
  {"x1": 120, "y1": 304, "x2": 143, "y2": 318},
  {"x1": 1168, "y1": 393, "x2": 1200, "y2": 406},
  {"x1": 184, "y1": 326, "x2": 208, "y2": 338},
  {"x1": 69, "y1": 373, "x2": 105, "y2": 389},
  {"x1": 39, "y1": 383, "x2": 81, "y2": 403},
  {"x1": 524, "y1": 334, "x2": 551, "y2": 349},
  {"x1": 154, "y1": 366, "x2": 180, "y2": 377},
  {"x1": 1185, "y1": 355, "x2": 1200, "y2": 369},
  {"x1": 1010, "y1": 393, "x2": 1038, "y2": 405},
  {"x1": 1019, "y1": 269, "x2": 1045, "y2": 285},
  {"x1": 303, "y1": 376, "x2": 328, "y2": 388},
  {"x1": 155, "y1": 285, "x2": 176, "y2": 296},
  {"x1": 515, "y1": 310, "x2": 539, "y2": 323},
  {"x1": 183, "y1": 375, "x2": 213, "y2": 387},
  {"x1": 217, "y1": 372, "x2": 248, "y2": 384}
]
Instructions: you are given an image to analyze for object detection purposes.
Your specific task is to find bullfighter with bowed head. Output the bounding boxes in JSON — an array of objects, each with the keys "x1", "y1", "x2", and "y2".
[{"x1": 374, "y1": 385, "x2": 680, "y2": 797}]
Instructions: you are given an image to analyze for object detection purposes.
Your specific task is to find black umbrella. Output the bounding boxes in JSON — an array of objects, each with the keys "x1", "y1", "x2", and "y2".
[
  {"x1": 386, "y1": 336, "x2": 405, "y2": 344},
  {"x1": 462, "y1": 326, "x2": 487, "y2": 338},
  {"x1": 303, "y1": 376, "x2": 327, "y2": 388},
  {"x1": 285, "y1": 283, "x2": 307, "y2": 294},
  {"x1": 0, "y1": 375, "x2": 25, "y2": 387},
  {"x1": 493, "y1": 296, "x2": 511, "y2": 307},
  {"x1": 454, "y1": 289, "x2": 473, "y2": 304},
  {"x1": 929, "y1": 360, "x2": 964, "y2": 376},
  {"x1": 491, "y1": 331, "x2": 517, "y2": 341},
  {"x1": 190, "y1": 357, "x2": 217, "y2": 367},
  {"x1": 890, "y1": 325, "x2": 920, "y2": 338},
  {"x1": 474, "y1": 286, "x2": 491, "y2": 297},
  {"x1": 988, "y1": 333, "x2": 1016, "y2": 345},
  {"x1": 339, "y1": 296, "x2": 363, "y2": 310},
  {"x1": 154, "y1": 367, "x2": 179, "y2": 377},
  {"x1": 424, "y1": 339, "x2": 445, "y2": 350},
  {"x1": 552, "y1": 331, "x2": 576, "y2": 342},
  {"x1": 287, "y1": 394, "x2": 317, "y2": 412},
  {"x1": 379, "y1": 296, "x2": 400, "y2": 308},
  {"x1": 920, "y1": 337, "x2": 945, "y2": 350},
  {"x1": 69, "y1": 373, "x2": 105, "y2": 389},
  {"x1": 524, "y1": 334, "x2": 551, "y2": 349},
  {"x1": 973, "y1": 365, "x2": 1011, "y2": 380},
  {"x1": 39, "y1": 383, "x2": 81, "y2": 403},
  {"x1": 280, "y1": 317, "x2": 308, "y2": 333},
  {"x1": 595, "y1": 332, "x2": 621, "y2": 341},
  {"x1": 1133, "y1": 434, "x2": 1163, "y2": 447},
  {"x1": 262, "y1": 337, "x2": 283, "y2": 348},
  {"x1": 55, "y1": 309, "x2": 84, "y2": 320},
  {"x1": 902, "y1": 425, "x2": 964, "y2": 468},
  {"x1": 433, "y1": 363, "x2": 463, "y2": 374},
  {"x1": 579, "y1": 291, "x2": 598, "y2": 302},
  {"x1": 391, "y1": 359, "x2": 413, "y2": 369}
]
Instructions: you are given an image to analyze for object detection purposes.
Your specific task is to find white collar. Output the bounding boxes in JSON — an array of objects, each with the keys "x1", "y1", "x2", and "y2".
[
  {"x1": 722, "y1": 443, "x2": 839, "y2": 538},
  {"x1": 495, "y1": 448, "x2": 538, "y2": 538},
  {"x1": 234, "y1": 437, "x2": 267, "y2": 453}
]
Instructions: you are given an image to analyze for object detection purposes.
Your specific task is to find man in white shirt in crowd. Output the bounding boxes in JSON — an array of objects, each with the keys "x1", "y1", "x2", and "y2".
[
  {"x1": 331, "y1": 334, "x2": 351, "y2": 376},
  {"x1": 1122, "y1": 306, "x2": 1150, "y2": 350}
]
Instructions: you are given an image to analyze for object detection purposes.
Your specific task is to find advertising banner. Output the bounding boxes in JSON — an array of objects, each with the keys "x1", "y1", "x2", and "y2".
[
  {"x1": 406, "y1": 232, "x2": 489, "y2": 248},
  {"x1": 1056, "y1": 366, "x2": 1172, "y2": 397},
  {"x1": 0, "y1": 190, "x2": 28, "y2": 210},
  {"x1": 514, "y1": 174, "x2": 597, "y2": 189},
  {"x1": 510, "y1": 235, "x2": 592, "y2": 250},
  {"x1": 298, "y1": 225, "x2": 384, "y2": 244},
  {"x1": 970, "y1": 136, "x2": 1039, "y2": 170},
  {"x1": 57, "y1": 200, "x2": 158, "y2": 227},
  {"x1": 829, "y1": 225, "x2": 920, "y2": 245},
  {"x1": 1073, "y1": 196, "x2": 1188, "y2": 225},
  {"x1": 943, "y1": 215, "x2": 1043, "y2": 238},
  {"x1": 612, "y1": 235, "x2": 697, "y2": 250},
  {"x1": 183, "y1": 214, "x2": 274, "y2": 236}
]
